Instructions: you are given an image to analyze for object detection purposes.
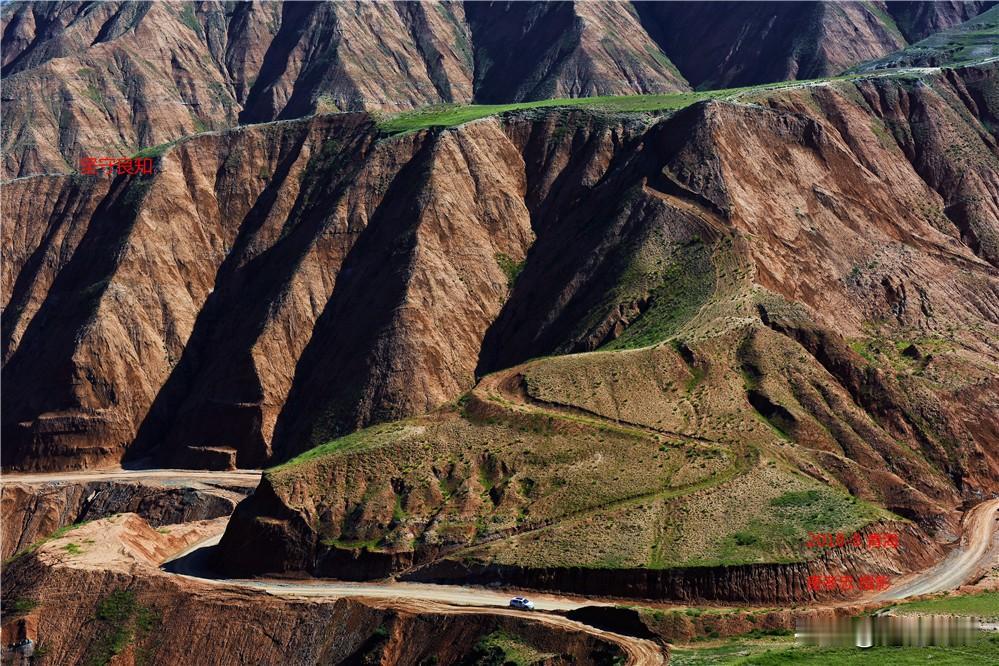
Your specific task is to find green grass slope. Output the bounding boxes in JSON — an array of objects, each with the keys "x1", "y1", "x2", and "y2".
[{"x1": 851, "y1": 6, "x2": 999, "y2": 72}]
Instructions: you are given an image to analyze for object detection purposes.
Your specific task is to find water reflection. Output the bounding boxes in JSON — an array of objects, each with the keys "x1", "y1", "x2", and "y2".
[{"x1": 796, "y1": 614, "x2": 987, "y2": 647}]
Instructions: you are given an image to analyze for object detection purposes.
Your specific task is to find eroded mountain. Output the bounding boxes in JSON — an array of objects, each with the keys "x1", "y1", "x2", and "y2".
[
  {"x1": 4, "y1": 0, "x2": 992, "y2": 178},
  {"x1": 208, "y1": 63, "x2": 999, "y2": 599},
  {"x1": 5, "y1": 54, "x2": 997, "y2": 598}
]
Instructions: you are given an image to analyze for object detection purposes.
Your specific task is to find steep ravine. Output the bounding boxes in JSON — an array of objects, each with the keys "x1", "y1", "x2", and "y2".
[{"x1": 1, "y1": 480, "x2": 245, "y2": 560}]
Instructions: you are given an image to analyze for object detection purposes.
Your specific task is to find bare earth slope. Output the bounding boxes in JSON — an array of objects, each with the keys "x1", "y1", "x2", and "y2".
[{"x1": 4, "y1": 0, "x2": 991, "y2": 178}]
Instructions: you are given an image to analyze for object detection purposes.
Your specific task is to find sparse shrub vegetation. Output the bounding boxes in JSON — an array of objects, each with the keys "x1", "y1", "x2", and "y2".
[{"x1": 86, "y1": 589, "x2": 160, "y2": 666}]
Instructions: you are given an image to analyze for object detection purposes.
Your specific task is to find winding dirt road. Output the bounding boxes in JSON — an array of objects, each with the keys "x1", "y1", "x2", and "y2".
[
  {"x1": 162, "y1": 535, "x2": 664, "y2": 663},
  {"x1": 166, "y1": 535, "x2": 615, "y2": 612},
  {"x1": 0, "y1": 467, "x2": 261, "y2": 489},
  {"x1": 879, "y1": 498, "x2": 999, "y2": 600},
  {"x1": 7, "y1": 466, "x2": 996, "y2": 664},
  {"x1": 157, "y1": 496, "x2": 999, "y2": 664}
]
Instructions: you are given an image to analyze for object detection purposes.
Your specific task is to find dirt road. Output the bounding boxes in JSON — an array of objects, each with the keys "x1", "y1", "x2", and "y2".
[
  {"x1": 0, "y1": 467, "x2": 261, "y2": 489},
  {"x1": 879, "y1": 498, "x2": 999, "y2": 600},
  {"x1": 164, "y1": 534, "x2": 608, "y2": 613},
  {"x1": 12, "y1": 468, "x2": 996, "y2": 664},
  {"x1": 162, "y1": 535, "x2": 663, "y2": 663},
  {"x1": 375, "y1": 598, "x2": 666, "y2": 665}
]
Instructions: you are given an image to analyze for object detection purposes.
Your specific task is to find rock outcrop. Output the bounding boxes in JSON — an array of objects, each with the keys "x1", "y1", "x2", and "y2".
[
  {"x1": 401, "y1": 523, "x2": 942, "y2": 603},
  {"x1": 1, "y1": 479, "x2": 246, "y2": 560}
]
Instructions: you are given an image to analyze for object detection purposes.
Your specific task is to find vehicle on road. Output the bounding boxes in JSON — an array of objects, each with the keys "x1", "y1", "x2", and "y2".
[{"x1": 509, "y1": 596, "x2": 535, "y2": 610}]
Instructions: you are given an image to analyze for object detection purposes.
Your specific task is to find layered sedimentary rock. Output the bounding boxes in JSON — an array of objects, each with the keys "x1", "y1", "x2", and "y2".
[
  {"x1": 0, "y1": 0, "x2": 686, "y2": 177},
  {"x1": 401, "y1": 526, "x2": 942, "y2": 603},
  {"x1": 5, "y1": 1, "x2": 991, "y2": 177}
]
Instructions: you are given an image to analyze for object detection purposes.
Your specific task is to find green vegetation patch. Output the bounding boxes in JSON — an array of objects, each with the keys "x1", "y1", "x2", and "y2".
[
  {"x1": 84, "y1": 84, "x2": 104, "y2": 105},
  {"x1": 767, "y1": 488, "x2": 887, "y2": 532},
  {"x1": 321, "y1": 536, "x2": 382, "y2": 551},
  {"x1": 376, "y1": 93, "x2": 702, "y2": 134},
  {"x1": 466, "y1": 630, "x2": 556, "y2": 665},
  {"x1": 695, "y1": 488, "x2": 889, "y2": 566},
  {"x1": 495, "y1": 252, "x2": 525, "y2": 289},
  {"x1": 268, "y1": 422, "x2": 414, "y2": 473},
  {"x1": 670, "y1": 637, "x2": 795, "y2": 665},
  {"x1": 86, "y1": 589, "x2": 160, "y2": 666},
  {"x1": 890, "y1": 591, "x2": 999, "y2": 618},
  {"x1": 3, "y1": 521, "x2": 90, "y2": 566},
  {"x1": 132, "y1": 141, "x2": 176, "y2": 159},
  {"x1": 4, "y1": 598, "x2": 39, "y2": 617},
  {"x1": 179, "y1": 4, "x2": 204, "y2": 39},
  {"x1": 603, "y1": 239, "x2": 716, "y2": 350},
  {"x1": 862, "y1": 1, "x2": 903, "y2": 40},
  {"x1": 376, "y1": 75, "x2": 872, "y2": 135},
  {"x1": 671, "y1": 634, "x2": 999, "y2": 665}
]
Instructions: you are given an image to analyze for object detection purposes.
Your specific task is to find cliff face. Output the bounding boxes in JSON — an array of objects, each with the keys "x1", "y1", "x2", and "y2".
[
  {"x1": 2, "y1": 107, "x2": 632, "y2": 470},
  {"x1": 401, "y1": 526, "x2": 942, "y2": 603},
  {"x1": 634, "y1": 1, "x2": 906, "y2": 90},
  {"x1": 887, "y1": 0, "x2": 995, "y2": 42},
  {"x1": 5, "y1": 1, "x2": 991, "y2": 178}
]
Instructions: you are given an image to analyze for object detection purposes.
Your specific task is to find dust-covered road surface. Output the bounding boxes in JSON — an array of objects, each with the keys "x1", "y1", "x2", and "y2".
[
  {"x1": 167, "y1": 532, "x2": 603, "y2": 611},
  {"x1": 163, "y1": 534, "x2": 665, "y2": 664},
  {"x1": 0, "y1": 467, "x2": 261, "y2": 489},
  {"x1": 879, "y1": 498, "x2": 999, "y2": 600}
]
